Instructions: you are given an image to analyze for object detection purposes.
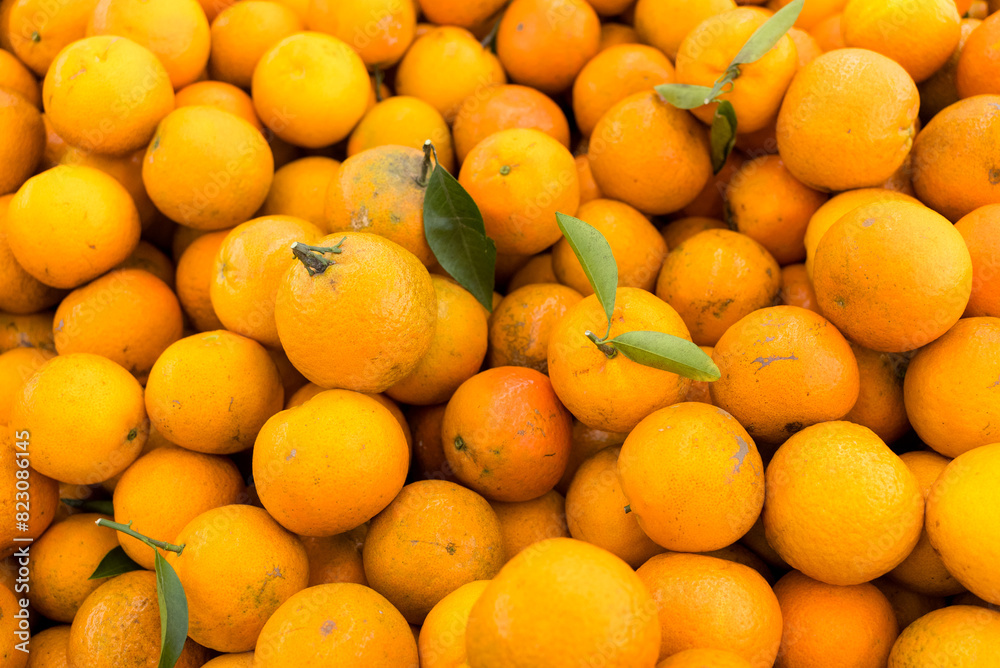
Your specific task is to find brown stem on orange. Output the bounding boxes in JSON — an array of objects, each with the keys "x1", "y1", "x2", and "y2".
[
  {"x1": 585, "y1": 330, "x2": 618, "y2": 359},
  {"x1": 291, "y1": 239, "x2": 346, "y2": 276}
]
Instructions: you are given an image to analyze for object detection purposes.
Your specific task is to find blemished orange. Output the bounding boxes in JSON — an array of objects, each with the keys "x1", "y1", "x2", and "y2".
[
  {"x1": 956, "y1": 205, "x2": 1000, "y2": 317},
  {"x1": 487, "y1": 283, "x2": 583, "y2": 374},
  {"x1": 633, "y1": 0, "x2": 737, "y2": 60},
  {"x1": 113, "y1": 447, "x2": 246, "y2": 569},
  {"x1": 466, "y1": 538, "x2": 661, "y2": 666},
  {"x1": 763, "y1": 421, "x2": 924, "y2": 585},
  {"x1": 842, "y1": 343, "x2": 911, "y2": 444},
  {"x1": 0, "y1": 87, "x2": 43, "y2": 196},
  {"x1": 174, "y1": 229, "x2": 227, "y2": 332},
  {"x1": 253, "y1": 389, "x2": 409, "y2": 536},
  {"x1": 306, "y1": 0, "x2": 416, "y2": 68},
  {"x1": 726, "y1": 155, "x2": 828, "y2": 264},
  {"x1": 0, "y1": 47, "x2": 40, "y2": 108},
  {"x1": 211, "y1": 215, "x2": 323, "y2": 348},
  {"x1": 773, "y1": 570, "x2": 899, "y2": 668},
  {"x1": 572, "y1": 44, "x2": 675, "y2": 138},
  {"x1": 363, "y1": 480, "x2": 504, "y2": 623},
  {"x1": 490, "y1": 490, "x2": 570, "y2": 561},
  {"x1": 919, "y1": 17, "x2": 981, "y2": 120},
  {"x1": 676, "y1": 7, "x2": 798, "y2": 134},
  {"x1": 6, "y1": 0, "x2": 96, "y2": 76},
  {"x1": 812, "y1": 200, "x2": 972, "y2": 352},
  {"x1": 42, "y1": 35, "x2": 174, "y2": 155},
  {"x1": 496, "y1": 0, "x2": 600, "y2": 95},
  {"x1": 252, "y1": 583, "x2": 419, "y2": 667},
  {"x1": 459, "y1": 128, "x2": 580, "y2": 255},
  {"x1": 0, "y1": 347, "x2": 53, "y2": 425},
  {"x1": 168, "y1": 504, "x2": 309, "y2": 652},
  {"x1": 20, "y1": 625, "x2": 70, "y2": 668},
  {"x1": 143, "y1": 106, "x2": 274, "y2": 230},
  {"x1": 655, "y1": 229, "x2": 782, "y2": 347},
  {"x1": 442, "y1": 367, "x2": 573, "y2": 502},
  {"x1": 553, "y1": 198, "x2": 667, "y2": 295},
  {"x1": 298, "y1": 530, "x2": 367, "y2": 587},
  {"x1": 275, "y1": 232, "x2": 437, "y2": 392},
  {"x1": 144, "y1": 330, "x2": 284, "y2": 454},
  {"x1": 174, "y1": 81, "x2": 263, "y2": 132},
  {"x1": 660, "y1": 217, "x2": 727, "y2": 250},
  {"x1": 779, "y1": 264, "x2": 819, "y2": 313},
  {"x1": 417, "y1": 0, "x2": 507, "y2": 28},
  {"x1": 452, "y1": 84, "x2": 570, "y2": 164},
  {"x1": 419, "y1": 580, "x2": 490, "y2": 668},
  {"x1": 0, "y1": 195, "x2": 64, "y2": 314},
  {"x1": 637, "y1": 553, "x2": 782, "y2": 665},
  {"x1": 386, "y1": 277, "x2": 488, "y2": 405},
  {"x1": 588, "y1": 91, "x2": 712, "y2": 215},
  {"x1": 260, "y1": 156, "x2": 340, "y2": 229},
  {"x1": 53, "y1": 269, "x2": 182, "y2": 381},
  {"x1": 547, "y1": 287, "x2": 693, "y2": 433},
  {"x1": 252, "y1": 32, "x2": 370, "y2": 148},
  {"x1": 619, "y1": 403, "x2": 764, "y2": 552},
  {"x1": 957, "y1": 12, "x2": 1000, "y2": 97},
  {"x1": 395, "y1": 26, "x2": 506, "y2": 123},
  {"x1": 888, "y1": 605, "x2": 1000, "y2": 667},
  {"x1": 776, "y1": 49, "x2": 919, "y2": 192},
  {"x1": 209, "y1": 1, "x2": 303, "y2": 89},
  {"x1": 0, "y1": 431, "x2": 58, "y2": 558},
  {"x1": 599, "y1": 22, "x2": 639, "y2": 51},
  {"x1": 506, "y1": 253, "x2": 557, "y2": 292},
  {"x1": 0, "y1": 311, "x2": 56, "y2": 354},
  {"x1": 348, "y1": 96, "x2": 455, "y2": 172},
  {"x1": 659, "y1": 649, "x2": 753, "y2": 668},
  {"x1": 911, "y1": 95, "x2": 1000, "y2": 222}
]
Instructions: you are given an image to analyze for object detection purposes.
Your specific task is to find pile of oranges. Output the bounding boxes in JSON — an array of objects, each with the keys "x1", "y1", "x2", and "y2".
[{"x1": 1, "y1": 0, "x2": 1000, "y2": 666}]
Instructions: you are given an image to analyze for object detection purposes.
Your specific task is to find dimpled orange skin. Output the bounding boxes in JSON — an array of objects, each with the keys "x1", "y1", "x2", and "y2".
[
  {"x1": 175, "y1": 230, "x2": 228, "y2": 332},
  {"x1": 547, "y1": 288, "x2": 694, "y2": 433},
  {"x1": 619, "y1": 403, "x2": 765, "y2": 553},
  {"x1": 633, "y1": 0, "x2": 737, "y2": 60},
  {"x1": 656, "y1": 229, "x2": 782, "y2": 347},
  {"x1": 168, "y1": 505, "x2": 309, "y2": 653},
  {"x1": 0, "y1": 195, "x2": 64, "y2": 313},
  {"x1": 42, "y1": 35, "x2": 174, "y2": 155},
  {"x1": 174, "y1": 81, "x2": 264, "y2": 132},
  {"x1": 348, "y1": 96, "x2": 455, "y2": 173},
  {"x1": 252, "y1": 583, "x2": 419, "y2": 667},
  {"x1": 57, "y1": 143, "x2": 158, "y2": 227},
  {"x1": 888, "y1": 605, "x2": 1000, "y2": 667},
  {"x1": 764, "y1": 421, "x2": 924, "y2": 585},
  {"x1": 812, "y1": 201, "x2": 973, "y2": 353},
  {"x1": 487, "y1": 283, "x2": 583, "y2": 374},
  {"x1": 955, "y1": 205, "x2": 1000, "y2": 317},
  {"x1": 419, "y1": 580, "x2": 490, "y2": 668},
  {"x1": 209, "y1": 1, "x2": 304, "y2": 89},
  {"x1": 776, "y1": 49, "x2": 919, "y2": 192},
  {"x1": 253, "y1": 390, "x2": 409, "y2": 537},
  {"x1": 710, "y1": 306, "x2": 860, "y2": 444},
  {"x1": 19, "y1": 625, "x2": 70, "y2": 668},
  {"x1": 842, "y1": 343, "x2": 911, "y2": 445},
  {"x1": 5, "y1": 0, "x2": 96, "y2": 76},
  {"x1": 588, "y1": 91, "x2": 712, "y2": 216},
  {"x1": 144, "y1": 330, "x2": 284, "y2": 454},
  {"x1": 459, "y1": 128, "x2": 580, "y2": 256},
  {"x1": 324, "y1": 146, "x2": 434, "y2": 266},
  {"x1": 7, "y1": 165, "x2": 140, "y2": 289},
  {"x1": 306, "y1": 0, "x2": 416, "y2": 68},
  {"x1": 442, "y1": 367, "x2": 573, "y2": 502},
  {"x1": 0, "y1": 433, "x2": 58, "y2": 559},
  {"x1": 0, "y1": 87, "x2": 44, "y2": 196},
  {"x1": 274, "y1": 232, "x2": 437, "y2": 393}
]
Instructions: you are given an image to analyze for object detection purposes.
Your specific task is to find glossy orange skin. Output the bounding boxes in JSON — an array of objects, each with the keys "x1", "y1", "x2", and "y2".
[
  {"x1": 957, "y1": 12, "x2": 1000, "y2": 97},
  {"x1": 348, "y1": 96, "x2": 455, "y2": 173},
  {"x1": 174, "y1": 230, "x2": 228, "y2": 332},
  {"x1": 209, "y1": 1, "x2": 303, "y2": 89},
  {"x1": 174, "y1": 81, "x2": 263, "y2": 132},
  {"x1": 956, "y1": 204, "x2": 1000, "y2": 317},
  {"x1": 488, "y1": 283, "x2": 583, "y2": 374},
  {"x1": 260, "y1": 157, "x2": 340, "y2": 230},
  {"x1": 0, "y1": 87, "x2": 43, "y2": 197},
  {"x1": 888, "y1": 605, "x2": 1000, "y2": 667},
  {"x1": 779, "y1": 264, "x2": 819, "y2": 313},
  {"x1": 0, "y1": 194, "x2": 63, "y2": 313},
  {"x1": 6, "y1": 0, "x2": 96, "y2": 75},
  {"x1": 0, "y1": 347, "x2": 53, "y2": 425},
  {"x1": 442, "y1": 367, "x2": 573, "y2": 502},
  {"x1": 633, "y1": 0, "x2": 737, "y2": 60},
  {"x1": 306, "y1": 0, "x2": 417, "y2": 68}
]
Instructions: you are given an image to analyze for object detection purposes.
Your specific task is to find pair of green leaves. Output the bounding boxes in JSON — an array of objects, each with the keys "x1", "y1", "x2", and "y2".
[{"x1": 655, "y1": 0, "x2": 804, "y2": 173}]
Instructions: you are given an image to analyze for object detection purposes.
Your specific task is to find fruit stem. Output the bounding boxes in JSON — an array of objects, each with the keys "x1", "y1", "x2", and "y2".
[
  {"x1": 624, "y1": 505, "x2": 632, "y2": 514},
  {"x1": 419, "y1": 140, "x2": 438, "y2": 187},
  {"x1": 95, "y1": 519, "x2": 185, "y2": 555},
  {"x1": 585, "y1": 330, "x2": 618, "y2": 359},
  {"x1": 290, "y1": 239, "x2": 347, "y2": 276}
]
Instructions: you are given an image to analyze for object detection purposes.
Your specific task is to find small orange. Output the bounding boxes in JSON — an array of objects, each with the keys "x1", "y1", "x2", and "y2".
[
  {"x1": 556, "y1": 420, "x2": 627, "y2": 495},
  {"x1": 679, "y1": 151, "x2": 745, "y2": 220},
  {"x1": 788, "y1": 26, "x2": 823, "y2": 67},
  {"x1": 0, "y1": 87, "x2": 43, "y2": 196},
  {"x1": 842, "y1": 343, "x2": 911, "y2": 444},
  {"x1": 633, "y1": 0, "x2": 737, "y2": 60},
  {"x1": 417, "y1": 0, "x2": 507, "y2": 28},
  {"x1": 348, "y1": 96, "x2": 455, "y2": 172},
  {"x1": 209, "y1": 0, "x2": 303, "y2": 88},
  {"x1": 888, "y1": 605, "x2": 1000, "y2": 666},
  {"x1": 660, "y1": 217, "x2": 727, "y2": 250},
  {"x1": 19, "y1": 625, "x2": 70, "y2": 668},
  {"x1": 260, "y1": 156, "x2": 340, "y2": 229},
  {"x1": 6, "y1": 0, "x2": 96, "y2": 76},
  {"x1": 0, "y1": 430, "x2": 58, "y2": 559},
  {"x1": 419, "y1": 580, "x2": 491, "y2": 668},
  {"x1": 599, "y1": 22, "x2": 639, "y2": 51},
  {"x1": 299, "y1": 529, "x2": 367, "y2": 587},
  {"x1": 487, "y1": 283, "x2": 583, "y2": 373},
  {"x1": 409, "y1": 403, "x2": 455, "y2": 481},
  {"x1": 174, "y1": 80, "x2": 263, "y2": 132},
  {"x1": 956, "y1": 204, "x2": 1000, "y2": 317},
  {"x1": 505, "y1": 253, "x2": 557, "y2": 291},
  {"x1": 490, "y1": 490, "x2": 570, "y2": 561},
  {"x1": 873, "y1": 578, "x2": 947, "y2": 632},
  {"x1": 306, "y1": 0, "x2": 417, "y2": 68},
  {"x1": 0, "y1": 194, "x2": 64, "y2": 314},
  {"x1": 920, "y1": 17, "x2": 981, "y2": 120},
  {"x1": 0, "y1": 346, "x2": 53, "y2": 424},
  {"x1": 768, "y1": 0, "x2": 846, "y2": 29},
  {"x1": 174, "y1": 229, "x2": 228, "y2": 331},
  {"x1": 779, "y1": 264, "x2": 819, "y2": 313},
  {"x1": 0, "y1": 41, "x2": 40, "y2": 107}
]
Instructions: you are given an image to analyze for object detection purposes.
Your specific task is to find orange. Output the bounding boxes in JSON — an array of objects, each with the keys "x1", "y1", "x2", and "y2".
[
  {"x1": 12, "y1": 353, "x2": 147, "y2": 484},
  {"x1": 442, "y1": 366, "x2": 573, "y2": 502},
  {"x1": 842, "y1": 343, "x2": 911, "y2": 444},
  {"x1": 637, "y1": 553, "x2": 782, "y2": 665},
  {"x1": 505, "y1": 253, "x2": 556, "y2": 291},
  {"x1": 452, "y1": 84, "x2": 570, "y2": 164},
  {"x1": 394, "y1": 26, "x2": 506, "y2": 123},
  {"x1": 633, "y1": 0, "x2": 737, "y2": 60},
  {"x1": 660, "y1": 217, "x2": 727, "y2": 250},
  {"x1": 589, "y1": 91, "x2": 711, "y2": 215},
  {"x1": 809, "y1": 11, "x2": 845, "y2": 50},
  {"x1": 252, "y1": 32, "x2": 369, "y2": 148},
  {"x1": 0, "y1": 430, "x2": 58, "y2": 558},
  {"x1": 776, "y1": 49, "x2": 919, "y2": 191},
  {"x1": 21, "y1": 625, "x2": 70, "y2": 668},
  {"x1": 490, "y1": 490, "x2": 570, "y2": 561},
  {"x1": 113, "y1": 447, "x2": 246, "y2": 569},
  {"x1": 211, "y1": 215, "x2": 323, "y2": 347},
  {"x1": 467, "y1": 537, "x2": 661, "y2": 666},
  {"x1": 920, "y1": 17, "x2": 981, "y2": 120},
  {"x1": 956, "y1": 205, "x2": 1000, "y2": 317},
  {"x1": 658, "y1": 649, "x2": 753, "y2": 668},
  {"x1": 556, "y1": 420, "x2": 627, "y2": 495},
  {"x1": 202, "y1": 654, "x2": 255, "y2": 668},
  {"x1": 495, "y1": 0, "x2": 600, "y2": 95},
  {"x1": 553, "y1": 198, "x2": 667, "y2": 295},
  {"x1": 680, "y1": 152, "x2": 744, "y2": 220},
  {"x1": 42, "y1": 35, "x2": 174, "y2": 155},
  {"x1": 588, "y1": 0, "x2": 634, "y2": 15},
  {"x1": 873, "y1": 578, "x2": 947, "y2": 631},
  {"x1": 306, "y1": 0, "x2": 416, "y2": 68},
  {"x1": 676, "y1": 7, "x2": 798, "y2": 134},
  {"x1": 143, "y1": 106, "x2": 274, "y2": 230},
  {"x1": 773, "y1": 570, "x2": 898, "y2": 668},
  {"x1": 299, "y1": 529, "x2": 367, "y2": 587},
  {"x1": 274, "y1": 232, "x2": 437, "y2": 392},
  {"x1": 763, "y1": 421, "x2": 924, "y2": 585},
  {"x1": 779, "y1": 264, "x2": 819, "y2": 313},
  {"x1": 0, "y1": 347, "x2": 53, "y2": 424},
  {"x1": 599, "y1": 22, "x2": 639, "y2": 51},
  {"x1": 683, "y1": 345, "x2": 717, "y2": 406},
  {"x1": 0, "y1": 311, "x2": 55, "y2": 353},
  {"x1": 260, "y1": 156, "x2": 340, "y2": 229},
  {"x1": 174, "y1": 80, "x2": 263, "y2": 132},
  {"x1": 0, "y1": 46, "x2": 39, "y2": 108},
  {"x1": 726, "y1": 155, "x2": 828, "y2": 264},
  {"x1": 767, "y1": 0, "x2": 847, "y2": 29},
  {"x1": 174, "y1": 229, "x2": 227, "y2": 331},
  {"x1": 417, "y1": 0, "x2": 506, "y2": 27},
  {"x1": 209, "y1": 1, "x2": 303, "y2": 89},
  {"x1": 266, "y1": 348, "x2": 308, "y2": 402},
  {"x1": 348, "y1": 96, "x2": 455, "y2": 172},
  {"x1": 0, "y1": 194, "x2": 63, "y2": 314},
  {"x1": 0, "y1": 585, "x2": 27, "y2": 668},
  {"x1": 0, "y1": 87, "x2": 43, "y2": 196},
  {"x1": 788, "y1": 26, "x2": 823, "y2": 67},
  {"x1": 197, "y1": 0, "x2": 237, "y2": 21},
  {"x1": 911, "y1": 95, "x2": 1000, "y2": 222},
  {"x1": 487, "y1": 283, "x2": 583, "y2": 373},
  {"x1": 252, "y1": 583, "x2": 418, "y2": 667},
  {"x1": 363, "y1": 480, "x2": 504, "y2": 623},
  {"x1": 168, "y1": 504, "x2": 309, "y2": 652},
  {"x1": 53, "y1": 269, "x2": 183, "y2": 381},
  {"x1": 6, "y1": 0, "x2": 96, "y2": 76},
  {"x1": 419, "y1": 580, "x2": 490, "y2": 668},
  {"x1": 957, "y1": 12, "x2": 1000, "y2": 97},
  {"x1": 655, "y1": 229, "x2": 782, "y2": 347},
  {"x1": 572, "y1": 44, "x2": 675, "y2": 138},
  {"x1": 57, "y1": 144, "x2": 157, "y2": 227},
  {"x1": 575, "y1": 154, "x2": 603, "y2": 205},
  {"x1": 619, "y1": 402, "x2": 765, "y2": 552},
  {"x1": 409, "y1": 403, "x2": 455, "y2": 482},
  {"x1": 812, "y1": 200, "x2": 973, "y2": 352},
  {"x1": 888, "y1": 605, "x2": 1000, "y2": 667},
  {"x1": 145, "y1": 330, "x2": 284, "y2": 454}
]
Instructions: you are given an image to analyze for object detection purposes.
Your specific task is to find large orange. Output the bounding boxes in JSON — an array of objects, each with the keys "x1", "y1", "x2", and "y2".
[
  {"x1": 888, "y1": 606, "x2": 1000, "y2": 667},
  {"x1": 306, "y1": 0, "x2": 416, "y2": 68},
  {"x1": 6, "y1": 0, "x2": 97, "y2": 75},
  {"x1": 633, "y1": 0, "x2": 737, "y2": 60},
  {"x1": 0, "y1": 87, "x2": 43, "y2": 196},
  {"x1": 209, "y1": 0, "x2": 303, "y2": 89}
]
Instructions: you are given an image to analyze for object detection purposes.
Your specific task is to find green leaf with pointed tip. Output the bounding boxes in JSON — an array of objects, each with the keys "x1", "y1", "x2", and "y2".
[
  {"x1": 655, "y1": 83, "x2": 718, "y2": 109},
  {"x1": 61, "y1": 498, "x2": 114, "y2": 515},
  {"x1": 555, "y1": 212, "x2": 618, "y2": 330},
  {"x1": 710, "y1": 100, "x2": 738, "y2": 174},
  {"x1": 609, "y1": 330, "x2": 720, "y2": 382},
  {"x1": 423, "y1": 163, "x2": 497, "y2": 311},
  {"x1": 730, "y1": 0, "x2": 804, "y2": 66},
  {"x1": 89, "y1": 546, "x2": 142, "y2": 580},
  {"x1": 155, "y1": 551, "x2": 188, "y2": 668}
]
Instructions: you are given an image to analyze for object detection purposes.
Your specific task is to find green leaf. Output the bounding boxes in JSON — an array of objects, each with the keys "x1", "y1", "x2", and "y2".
[
  {"x1": 730, "y1": 0, "x2": 804, "y2": 66},
  {"x1": 609, "y1": 330, "x2": 721, "y2": 382},
  {"x1": 709, "y1": 100, "x2": 738, "y2": 175},
  {"x1": 655, "y1": 83, "x2": 718, "y2": 109},
  {"x1": 555, "y1": 212, "x2": 618, "y2": 330},
  {"x1": 154, "y1": 551, "x2": 188, "y2": 668},
  {"x1": 423, "y1": 163, "x2": 497, "y2": 311},
  {"x1": 89, "y1": 546, "x2": 143, "y2": 580},
  {"x1": 61, "y1": 498, "x2": 114, "y2": 515}
]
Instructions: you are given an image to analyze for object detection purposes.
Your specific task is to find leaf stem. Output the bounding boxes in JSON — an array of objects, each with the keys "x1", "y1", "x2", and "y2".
[
  {"x1": 96, "y1": 519, "x2": 184, "y2": 555},
  {"x1": 290, "y1": 239, "x2": 347, "y2": 276},
  {"x1": 585, "y1": 330, "x2": 618, "y2": 359}
]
